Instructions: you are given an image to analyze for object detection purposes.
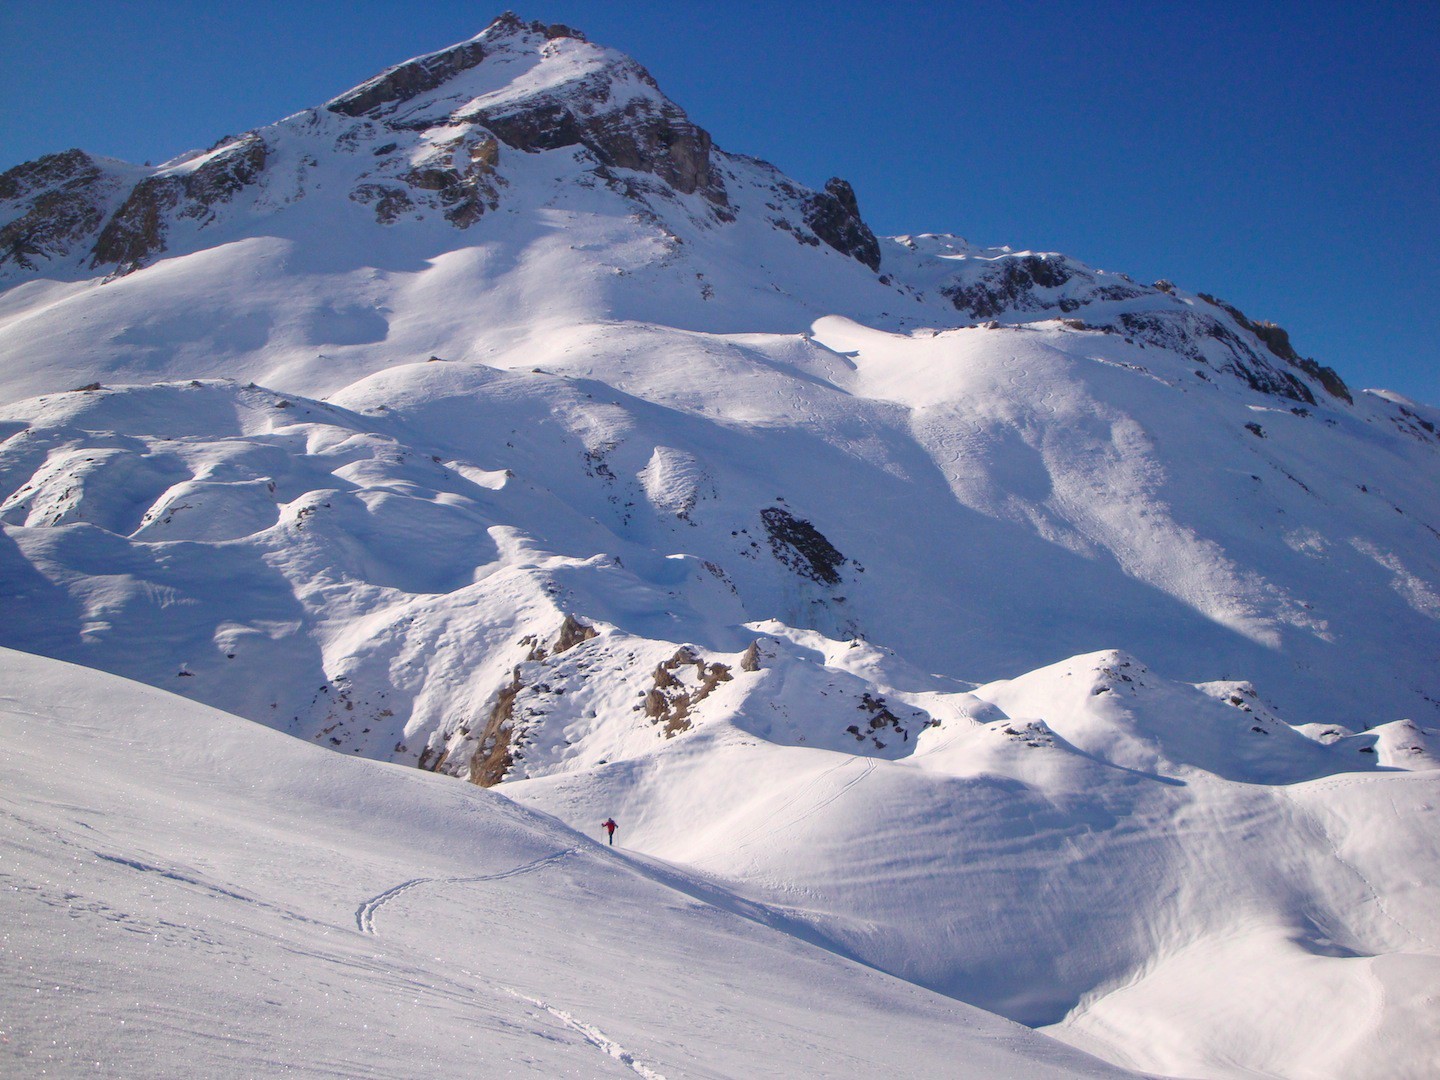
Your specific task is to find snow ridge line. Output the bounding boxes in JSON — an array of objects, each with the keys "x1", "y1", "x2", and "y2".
[
  {"x1": 355, "y1": 848, "x2": 576, "y2": 934},
  {"x1": 502, "y1": 986, "x2": 668, "y2": 1080}
]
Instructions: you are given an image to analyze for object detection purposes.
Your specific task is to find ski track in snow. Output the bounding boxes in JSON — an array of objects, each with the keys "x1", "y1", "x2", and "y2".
[
  {"x1": 727, "y1": 756, "x2": 853, "y2": 851},
  {"x1": 781, "y1": 758, "x2": 877, "y2": 829},
  {"x1": 355, "y1": 848, "x2": 575, "y2": 934},
  {"x1": 3, "y1": 17, "x2": 1440, "y2": 1077},
  {"x1": 1303, "y1": 815, "x2": 1409, "y2": 950},
  {"x1": 1005, "y1": 354, "x2": 1028, "y2": 393},
  {"x1": 502, "y1": 986, "x2": 668, "y2": 1080},
  {"x1": 86, "y1": 850, "x2": 337, "y2": 930},
  {"x1": 1278, "y1": 780, "x2": 1439, "y2": 951},
  {"x1": 93, "y1": 852, "x2": 260, "y2": 905},
  {"x1": 734, "y1": 758, "x2": 876, "y2": 851}
]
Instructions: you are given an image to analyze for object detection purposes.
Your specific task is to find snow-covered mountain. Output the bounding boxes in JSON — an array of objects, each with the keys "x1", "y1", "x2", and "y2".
[{"x1": 3, "y1": 13, "x2": 1438, "y2": 1078}]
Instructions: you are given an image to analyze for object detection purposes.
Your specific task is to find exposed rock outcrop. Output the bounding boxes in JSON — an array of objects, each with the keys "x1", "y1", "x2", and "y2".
[
  {"x1": 327, "y1": 13, "x2": 725, "y2": 208},
  {"x1": 0, "y1": 149, "x2": 98, "y2": 204},
  {"x1": 399, "y1": 133, "x2": 502, "y2": 227},
  {"x1": 842, "y1": 691, "x2": 931, "y2": 750},
  {"x1": 644, "y1": 646, "x2": 732, "y2": 737},
  {"x1": 553, "y1": 613, "x2": 599, "y2": 655},
  {"x1": 327, "y1": 41, "x2": 492, "y2": 119},
  {"x1": 739, "y1": 640, "x2": 762, "y2": 672},
  {"x1": 762, "y1": 506, "x2": 847, "y2": 586},
  {"x1": 802, "y1": 177, "x2": 881, "y2": 271},
  {"x1": 90, "y1": 134, "x2": 269, "y2": 274},
  {"x1": 1198, "y1": 293, "x2": 1353, "y2": 404},
  {"x1": 471, "y1": 67, "x2": 727, "y2": 206},
  {"x1": 468, "y1": 666, "x2": 524, "y2": 786},
  {"x1": 327, "y1": 10, "x2": 592, "y2": 121},
  {"x1": 0, "y1": 150, "x2": 114, "y2": 270},
  {"x1": 419, "y1": 614, "x2": 601, "y2": 787},
  {"x1": 1117, "y1": 308, "x2": 1320, "y2": 404},
  {"x1": 350, "y1": 183, "x2": 414, "y2": 224},
  {"x1": 945, "y1": 254, "x2": 1074, "y2": 318}
]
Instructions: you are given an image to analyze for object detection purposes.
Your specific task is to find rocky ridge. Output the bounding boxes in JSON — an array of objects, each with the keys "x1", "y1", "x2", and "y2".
[
  {"x1": 0, "y1": 14, "x2": 879, "y2": 280},
  {"x1": 0, "y1": 13, "x2": 1352, "y2": 423}
]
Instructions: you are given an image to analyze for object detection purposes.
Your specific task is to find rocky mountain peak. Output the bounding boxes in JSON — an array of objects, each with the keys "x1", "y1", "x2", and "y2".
[
  {"x1": 0, "y1": 7, "x2": 1372, "y2": 417},
  {"x1": 0, "y1": 11, "x2": 923, "y2": 288},
  {"x1": 485, "y1": 11, "x2": 588, "y2": 43},
  {"x1": 325, "y1": 13, "x2": 589, "y2": 120},
  {"x1": 0, "y1": 149, "x2": 107, "y2": 271}
]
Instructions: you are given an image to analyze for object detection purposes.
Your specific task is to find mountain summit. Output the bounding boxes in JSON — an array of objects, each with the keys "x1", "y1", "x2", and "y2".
[
  {"x1": 325, "y1": 14, "x2": 731, "y2": 207},
  {"x1": 2, "y1": 15, "x2": 1439, "y2": 1079},
  {"x1": 0, "y1": 13, "x2": 879, "y2": 283},
  {"x1": 0, "y1": 11, "x2": 1359, "y2": 415}
]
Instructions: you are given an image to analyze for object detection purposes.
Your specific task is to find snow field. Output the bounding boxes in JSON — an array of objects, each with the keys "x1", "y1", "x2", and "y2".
[
  {"x1": 0, "y1": 646, "x2": 1132, "y2": 1078},
  {"x1": 506, "y1": 641, "x2": 1440, "y2": 1077}
]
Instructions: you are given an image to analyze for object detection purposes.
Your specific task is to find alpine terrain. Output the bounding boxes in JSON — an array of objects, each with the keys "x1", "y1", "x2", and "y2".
[{"x1": 3, "y1": 14, "x2": 1438, "y2": 1078}]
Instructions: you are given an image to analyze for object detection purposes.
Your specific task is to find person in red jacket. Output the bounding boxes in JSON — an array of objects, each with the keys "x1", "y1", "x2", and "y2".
[{"x1": 601, "y1": 818, "x2": 618, "y2": 845}]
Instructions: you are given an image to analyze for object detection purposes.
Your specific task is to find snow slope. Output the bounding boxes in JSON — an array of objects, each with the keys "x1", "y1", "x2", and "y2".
[
  {"x1": 2, "y1": 313, "x2": 1434, "y2": 757},
  {"x1": 0, "y1": 646, "x2": 1130, "y2": 1078},
  {"x1": 1, "y1": 17, "x2": 1434, "y2": 732},
  {"x1": 504, "y1": 642, "x2": 1440, "y2": 1079},
  {"x1": 3, "y1": 13, "x2": 1440, "y2": 1078}
]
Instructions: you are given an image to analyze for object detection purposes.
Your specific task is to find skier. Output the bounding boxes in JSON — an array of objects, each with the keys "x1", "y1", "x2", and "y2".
[{"x1": 601, "y1": 818, "x2": 618, "y2": 845}]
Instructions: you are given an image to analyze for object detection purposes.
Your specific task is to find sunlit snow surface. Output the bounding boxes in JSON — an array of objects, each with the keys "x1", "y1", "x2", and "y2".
[
  {"x1": 3, "y1": 16, "x2": 1440, "y2": 1079},
  {"x1": 0, "y1": 647, "x2": 1129, "y2": 1079}
]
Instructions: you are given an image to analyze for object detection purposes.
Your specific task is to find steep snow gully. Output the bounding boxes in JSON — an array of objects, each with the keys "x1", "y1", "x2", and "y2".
[{"x1": 3, "y1": 13, "x2": 1439, "y2": 1080}]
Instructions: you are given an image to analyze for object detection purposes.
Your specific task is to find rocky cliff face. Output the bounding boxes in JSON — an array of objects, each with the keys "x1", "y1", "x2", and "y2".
[
  {"x1": 802, "y1": 178, "x2": 881, "y2": 271},
  {"x1": 327, "y1": 41, "x2": 495, "y2": 119},
  {"x1": 0, "y1": 149, "x2": 132, "y2": 271},
  {"x1": 90, "y1": 134, "x2": 270, "y2": 274},
  {"x1": 910, "y1": 241, "x2": 1351, "y2": 407},
  {"x1": 330, "y1": 15, "x2": 729, "y2": 208}
]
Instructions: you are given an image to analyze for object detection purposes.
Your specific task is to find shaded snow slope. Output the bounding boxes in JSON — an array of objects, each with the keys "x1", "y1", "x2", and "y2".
[{"x1": 0, "y1": 646, "x2": 1130, "y2": 1079}]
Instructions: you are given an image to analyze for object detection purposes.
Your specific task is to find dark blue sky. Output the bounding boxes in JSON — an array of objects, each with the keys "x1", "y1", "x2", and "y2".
[{"x1": 5, "y1": 1, "x2": 1437, "y2": 404}]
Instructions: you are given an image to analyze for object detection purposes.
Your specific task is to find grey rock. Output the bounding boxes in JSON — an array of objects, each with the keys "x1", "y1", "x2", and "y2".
[
  {"x1": 328, "y1": 41, "x2": 490, "y2": 119},
  {"x1": 472, "y1": 64, "x2": 727, "y2": 206},
  {"x1": 801, "y1": 178, "x2": 881, "y2": 271},
  {"x1": 0, "y1": 150, "x2": 113, "y2": 271},
  {"x1": 91, "y1": 135, "x2": 269, "y2": 274}
]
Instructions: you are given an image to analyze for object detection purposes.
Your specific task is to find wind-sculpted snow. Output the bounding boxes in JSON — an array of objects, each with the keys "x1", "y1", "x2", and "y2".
[
  {"x1": 2, "y1": 316, "x2": 1435, "y2": 756},
  {"x1": 2, "y1": 360, "x2": 1436, "y2": 1076},
  {"x1": 3, "y1": 12, "x2": 1440, "y2": 1078}
]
